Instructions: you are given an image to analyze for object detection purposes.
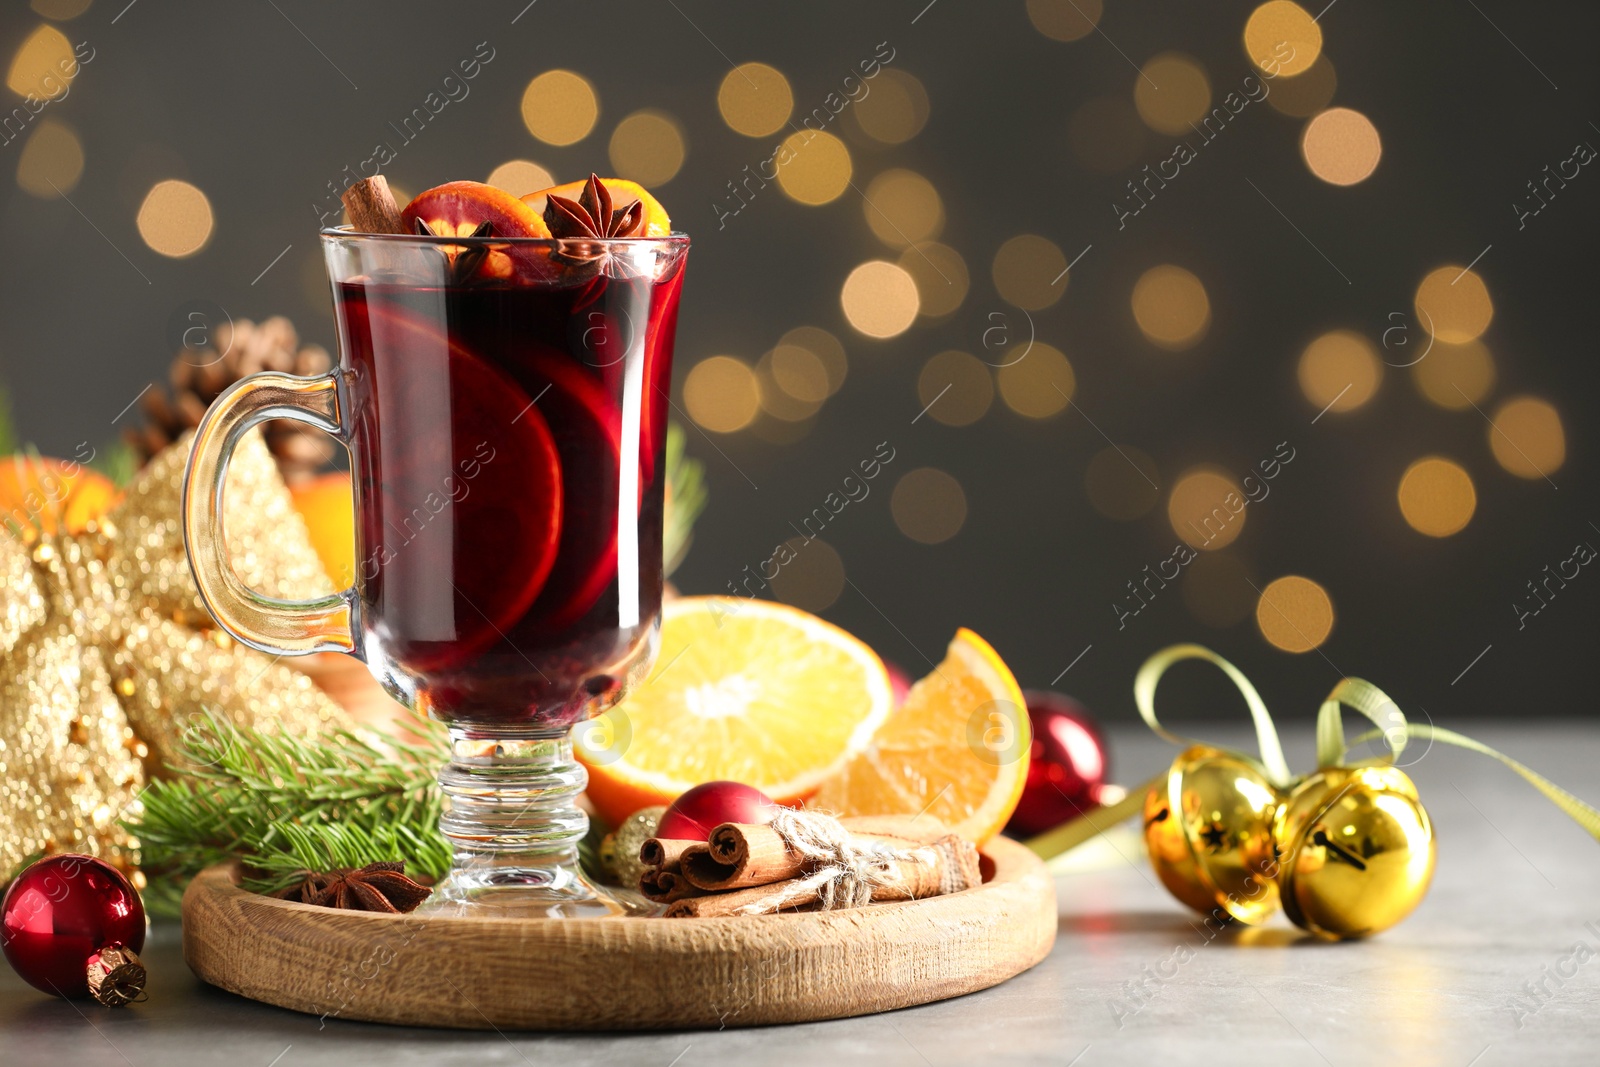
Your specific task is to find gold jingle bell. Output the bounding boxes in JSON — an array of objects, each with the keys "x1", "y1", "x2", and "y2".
[
  {"x1": 1274, "y1": 764, "x2": 1435, "y2": 940},
  {"x1": 1144, "y1": 744, "x2": 1283, "y2": 925}
]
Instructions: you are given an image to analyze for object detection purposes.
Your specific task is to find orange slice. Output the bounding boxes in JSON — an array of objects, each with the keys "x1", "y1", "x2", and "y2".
[
  {"x1": 577, "y1": 596, "x2": 892, "y2": 826},
  {"x1": 811, "y1": 629, "x2": 1031, "y2": 843},
  {"x1": 401, "y1": 180, "x2": 551, "y2": 282},
  {"x1": 521, "y1": 178, "x2": 672, "y2": 238}
]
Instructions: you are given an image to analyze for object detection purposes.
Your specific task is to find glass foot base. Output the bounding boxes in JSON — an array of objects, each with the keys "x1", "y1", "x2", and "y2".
[
  {"x1": 421, "y1": 861, "x2": 659, "y2": 919},
  {"x1": 426, "y1": 727, "x2": 661, "y2": 919}
]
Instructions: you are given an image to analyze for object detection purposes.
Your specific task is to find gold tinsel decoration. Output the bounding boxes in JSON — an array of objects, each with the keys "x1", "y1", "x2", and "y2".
[{"x1": 1, "y1": 429, "x2": 345, "y2": 877}]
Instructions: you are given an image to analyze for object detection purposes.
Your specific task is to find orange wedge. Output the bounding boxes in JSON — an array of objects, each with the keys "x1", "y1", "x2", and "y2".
[
  {"x1": 521, "y1": 177, "x2": 672, "y2": 238},
  {"x1": 811, "y1": 629, "x2": 1030, "y2": 843},
  {"x1": 576, "y1": 596, "x2": 892, "y2": 826}
]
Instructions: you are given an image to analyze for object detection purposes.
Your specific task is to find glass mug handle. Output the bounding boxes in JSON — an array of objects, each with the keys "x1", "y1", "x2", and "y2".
[{"x1": 181, "y1": 371, "x2": 357, "y2": 656}]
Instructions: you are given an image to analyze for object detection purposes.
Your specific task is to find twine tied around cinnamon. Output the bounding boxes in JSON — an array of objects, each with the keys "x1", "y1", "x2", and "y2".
[{"x1": 728, "y1": 808, "x2": 958, "y2": 915}]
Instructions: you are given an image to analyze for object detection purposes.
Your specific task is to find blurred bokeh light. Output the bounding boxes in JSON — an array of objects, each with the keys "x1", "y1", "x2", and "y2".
[
  {"x1": 684, "y1": 355, "x2": 760, "y2": 433},
  {"x1": 1301, "y1": 107, "x2": 1382, "y2": 185},
  {"x1": 1415, "y1": 266, "x2": 1494, "y2": 343},
  {"x1": 520, "y1": 70, "x2": 598, "y2": 146},
  {"x1": 1134, "y1": 53, "x2": 1211, "y2": 135},
  {"x1": 1132, "y1": 265, "x2": 1210, "y2": 350},
  {"x1": 136, "y1": 179, "x2": 214, "y2": 258},
  {"x1": 485, "y1": 160, "x2": 555, "y2": 197},
  {"x1": 1411, "y1": 340, "x2": 1496, "y2": 409},
  {"x1": 918, "y1": 350, "x2": 993, "y2": 427},
  {"x1": 1243, "y1": 2, "x2": 1321, "y2": 76},
  {"x1": 891, "y1": 467, "x2": 968, "y2": 544},
  {"x1": 899, "y1": 242, "x2": 970, "y2": 319},
  {"x1": 1026, "y1": 0, "x2": 1102, "y2": 42},
  {"x1": 852, "y1": 69, "x2": 929, "y2": 144},
  {"x1": 755, "y1": 349, "x2": 822, "y2": 423},
  {"x1": 1489, "y1": 397, "x2": 1565, "y2": 479},
  {"x1": 992, "y1": 235, "x2": 1068, "y2": 310},
  {"x1": 15, "y1": 118, "x2": 82, "y2": 198},
  {"x1": 7, "y1": 24, "x2": 75, "y2": 97},
  {"x1": 775, "y1": 130, "x2": 852, "y2": 205},
  {"x1": 863, "y1": 169, "x2": 943, "y2": 247},
  {"x1": 1398, "y1": 457, "x2": 1477, "y2": 537},
  {"x1": 718, "y1": 62, "x2": 793, "y2": 137},
  {"x1": 1297, "y1": 330, "x2": 1382, "y2": 412},
  {"x1": 1169, "y1": 468, "x2": 1245, "y2": 549},
  {"x1": 778, "y1": 326, "x2": 849, "y2": 396},
  {"x1": 608, "y1": 110, "x2": 686, "y2": 186},
  {"x1": 1256, "y1": 575, "x2": 1335, "y2": 653},
  {"x1": 997, "y1": 343, "x2": 1074, "y2": 418},
  {"x1": 841, "y1": 260, "x2": 919, "y2": 338},
  {"x1": 769, "y1": 537, "x2": 846, "y2": 612},
  {"x1": 31, "y1": 0, "x2": 92, "y2": 17}
]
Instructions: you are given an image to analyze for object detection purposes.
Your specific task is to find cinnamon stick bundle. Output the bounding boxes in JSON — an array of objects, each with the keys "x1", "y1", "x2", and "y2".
[
  {"x1": 665, "y1": 831, "x2": 980, "y2": 918},
  {"x1": 637, "y1": 836, "x2": 706, "y2": 904}
]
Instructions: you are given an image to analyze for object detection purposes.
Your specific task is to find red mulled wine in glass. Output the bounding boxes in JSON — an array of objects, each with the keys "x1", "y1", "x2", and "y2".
[{"x1": 184, "y1": 213, "x2": 688, "y2": 917}]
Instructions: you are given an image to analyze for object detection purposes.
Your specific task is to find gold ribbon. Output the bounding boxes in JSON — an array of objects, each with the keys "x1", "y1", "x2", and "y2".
[{"x1": 1028, "y1": 644, "x2": 1600, "y2": 858}]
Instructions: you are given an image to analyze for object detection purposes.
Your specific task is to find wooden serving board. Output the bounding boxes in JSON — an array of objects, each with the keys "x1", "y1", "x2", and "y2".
[{"x1": 182, "y1": 836, "x2": 1057, "y2": 1030}]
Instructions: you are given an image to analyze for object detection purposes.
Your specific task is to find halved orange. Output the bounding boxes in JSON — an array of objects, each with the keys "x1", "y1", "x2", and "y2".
[
  {"x1": 811, "y1": 629, "x2": 1031, "y2": 843},
  {"x1": 577, "y1": 596, "x2": 892, "y2": 826},
  {"x1": 521, "y1": 178, "x2": 673, "y2": 238}
]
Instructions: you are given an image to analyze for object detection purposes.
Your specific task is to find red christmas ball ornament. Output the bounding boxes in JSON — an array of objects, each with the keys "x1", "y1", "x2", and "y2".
[
  {"x1": 657, "y1": 781, "x2": 777, "y2": 841},
  {"x1": 2, "y1": 854, "x2": 147, "y2": 1005},
  {"x1": 1005, "y1": 691, "x2": 1111, "y2": 837}
]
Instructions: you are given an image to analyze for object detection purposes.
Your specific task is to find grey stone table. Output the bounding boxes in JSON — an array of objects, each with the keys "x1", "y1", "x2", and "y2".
[{"x1": 4, "y1": 724, "x2": 1598, "y2": 1066}]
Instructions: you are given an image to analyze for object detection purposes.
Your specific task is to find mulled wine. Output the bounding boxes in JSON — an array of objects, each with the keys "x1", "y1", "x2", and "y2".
[
  {"x1": 185, "y1": 173, "x2": 688, "y2": 915},
  {"x1": 333, "y1": 250, "x2": 686, "y2": 730}
]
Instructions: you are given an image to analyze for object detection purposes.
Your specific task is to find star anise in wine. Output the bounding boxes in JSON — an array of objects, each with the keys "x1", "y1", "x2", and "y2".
[
  {"x1": 543, "y1": 173, "x2": 645, "y2": 240},
  {"x1": 414, "y1": 217, "x2": 498, "y2": 285},
  {"x1": 273, "y1": 861, "x2": 432, "y2": 913}
]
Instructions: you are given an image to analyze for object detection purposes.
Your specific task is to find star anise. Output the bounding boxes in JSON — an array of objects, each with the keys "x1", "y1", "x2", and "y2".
[
  {"x1": 543, "y1": 173, "x2": 645, "y2": 240},
  {"x1": 273, "y1": 860, "x2": 432, "y2": 913},
  {"x1": 414, "y1": 217, "x2": 497, "y2": 285}
]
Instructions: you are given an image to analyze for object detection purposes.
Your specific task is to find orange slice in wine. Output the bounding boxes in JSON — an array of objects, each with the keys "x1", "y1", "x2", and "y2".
[
  {"x1": 507, "y1": 342, "x2": 626, "y2": 634},
  {"x1": 401, "y1": 181, "x2": 551, "y2": 282},
  {"x1": 358, "y1": 305, "x2": 563, "y2": 670}
]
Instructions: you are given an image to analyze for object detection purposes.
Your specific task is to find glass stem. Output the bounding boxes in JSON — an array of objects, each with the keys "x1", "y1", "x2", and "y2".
[{"x1": 436, "y1": 728, "x2": 588, "y2": 872}]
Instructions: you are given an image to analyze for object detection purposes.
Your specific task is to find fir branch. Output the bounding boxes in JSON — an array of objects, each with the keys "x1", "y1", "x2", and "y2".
[{"x1": 126, "y1": 711, "x2": 451, "y2": 911}]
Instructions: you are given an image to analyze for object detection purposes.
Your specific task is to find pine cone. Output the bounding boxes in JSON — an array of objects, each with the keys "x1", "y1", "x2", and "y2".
[{"x1": 127, "y1": 315, "x2": 338, "y2": 484}]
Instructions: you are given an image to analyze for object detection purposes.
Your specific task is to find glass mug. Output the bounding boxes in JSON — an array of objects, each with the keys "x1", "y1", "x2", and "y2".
[{"x1": 182, "y1": 228, "x2": 688, "y2": 917}]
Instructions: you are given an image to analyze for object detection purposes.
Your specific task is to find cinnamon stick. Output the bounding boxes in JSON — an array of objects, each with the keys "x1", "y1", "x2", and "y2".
[
  {"x1": 665, "y1": 833, "x2": 981, "y2": 917},
  {"x1": 638, "y1": 837, "x2": 698, "y2": 870},
  {"x1": 680, "y1": 815, "x2": 962, "y2": 891},
  {"x1": 340, "y1": 175, "x2": 407, "y2": 234},
  {"x1": 639, "y1": 867, "x2": 702, "y2": 904},
  {"x1": 681, "y1": 823, "x2": 807, "y2": 890}
]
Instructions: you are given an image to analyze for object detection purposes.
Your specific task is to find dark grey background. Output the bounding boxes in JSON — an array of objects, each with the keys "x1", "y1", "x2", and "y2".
[{"x1": 1, "y1": 1, "x2": 1596, "y2": 730}]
